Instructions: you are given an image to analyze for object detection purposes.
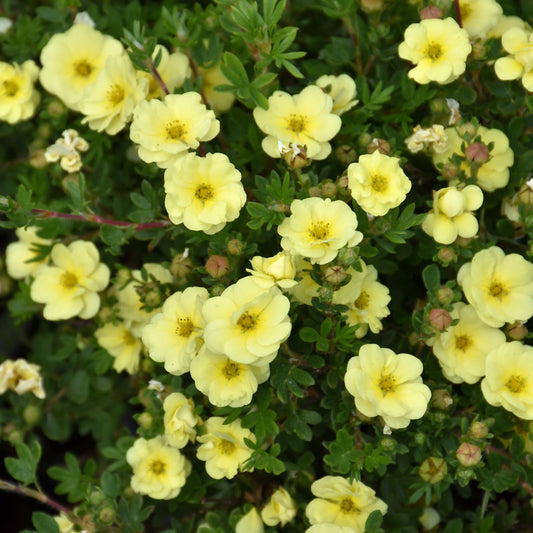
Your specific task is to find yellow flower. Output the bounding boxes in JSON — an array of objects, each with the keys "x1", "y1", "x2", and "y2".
[
  {"x1": 199, "y1": 63, "x2": 236, "y2": 114},
  {"x1": 315, "y1": 74, "x2": 358, "y2": 115},
  {"x1": 236, "y1": 508, "x2": 264, "y2": 533},
  {"x1": 190, "y1": 346, "x2": 270, "y2": 408},
  {"x1": 246, "y1": 251, "x2": 298, "y2": 289},
  {"x1": 261, "y1": 487, "x2": 297, "y2": 526},
  {"x1": 398, "y1": 18, "x2": 471, "y2": 85},
  {"x1": 130, "y1": 92, "x2": 219, "y2": 168},
  {"x1": 137, "y1": 44, "x2": 191, "y2": 100},
  {"x1": 306, "y1": 526, "x2": 354, "y2": 533},
  {"x1": 494, "y1": 28, "x2": 533, "y2": 92},
  {"x1": 457, "y1": 246, "x2": 533, "y2": 328},
  {"x1": 305, "y1": 475, "x2": 387, "y2": 532},
  {"x1": 0, "y1": 60, "x2": 40, "y2": 123},
  {"x1": 39, "y1": 23, "x2": 123, "y2": 111},
  {"x1": 164, "y1": 152, "x2": 246, "y2": 235},
  {"x1": 286, "y1": 257, "x2": 321, "y2": 305},
  {"x1": 347, "y1": 152, "x2": 412, "y2": 216},
  {"x1": 142, "y1": 286, "x2": 208, "y2": 375},
  {"x1": 44, "y1": 129, "x2": 89, "y2": 173},
  {"x1": 459, "y1": 0, "x2": 502, "y2": 40},
  {"x1": 0, "y1": 358, "x2": 45, "y2": 399},
  {"x1": 481, "y1": 341, "x2": 533, "y2": 420},
  {"x1": 126, "y1": 436, "x2": 191, "y2": 499},
  {"x1": 278, "y1": 197, "x2": 363, "y2": 265},
  {"x1": 422, "y1": 185, "x2": 483, "y2": 245},
  {"x1": 432, "y1": 303, "x2": 506, "y2": 384},
  {"x1": 488, "y1": 15, "x2": 532, "y2": 40},
  {"x1": 202, "y1": 277, "x2": 291, "y2": 366},
  {"x1": 344, "y1": 344, "x2": 431, "y2": 429},
  {"x1": 79, "y1": 53, "x2": 148, "y2": 135},
  {"x1": 196, "y1": 416, "x2": 255, "y2": 479},
  {"x1": 95, "y1": 322, "x2": 142, "y2": 374},
  {"x1": 253, "y1": 85, "x2": 341, "y2": 160},
  {"x1": 30, "y1": 240, "x2": 110, "y2": 321},
  {"x1": 163, "y1": 392, "x2": 200, "y2": 448},
  {"x1": 433, "y1": 125, "x2": 514, "y2": 192},
  {"x1": 5, "y1": 226, "x2": 51, "y2": 280}
]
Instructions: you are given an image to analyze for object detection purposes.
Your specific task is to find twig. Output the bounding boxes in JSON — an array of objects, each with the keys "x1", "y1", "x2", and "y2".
[
  {"x1": 0, "y1": 479, "x2": 71, "y2": 514},
  {"x1": 453, "y1": 0, "x2": 463, "y2": 27}
]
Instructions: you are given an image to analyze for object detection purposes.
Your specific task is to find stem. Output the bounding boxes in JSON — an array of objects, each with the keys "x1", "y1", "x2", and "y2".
[
  {"x1": 147, "y1": 59, "x2": 170, "y2": 95},
  {"x1": 0, "y1": 479, "x2": 71, "y2": 514},
  {"x1": 453, "y1": 0, "x2": 463, "y2": 27}
]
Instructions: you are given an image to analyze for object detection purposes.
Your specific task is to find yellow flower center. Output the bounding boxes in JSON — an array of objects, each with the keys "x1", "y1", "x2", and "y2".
[
  {"x1": 122, "y1": 329, "x2": 137, "y2": 345},
  {"x1": 222, "y1": 361, "x2": 241, "y2": 380},
  {"x1": 506, "y1": 375, "x2": 526, "y2": 394},
  {"x1": 60, "y1": 272, "x2": 78, "y2": 288},
  {"x1": 149, "y1": 459, "x2": 166, "y2": 475},
  {"x1": 339, "y1": 497, "x2": 360, "y2": 514},
  {"x1": 176, "y1": 317, "x2": 194, "y2": 337},
  {"x1": 194, "y1": 183, "x2": 214, "y2": 201},
  {"x1": 2, "y1": 79, "x2": 19, "y2": 97},
  {"x1": 217, "y1": 439, "x2": 236, "y2": 455},
  {"x1": 378, "y1": 372, "x2": 397, "y2": 395},
  {"x1": 308, "y1": 221, "x2": 331, "y2": 242},
  {"x1": 166, "y1": 120, "x2": 187, "y2": 141},
  {"x1": 455, "y1": 335, "x2": 471, "y2": 351},
  {"x1": 426, "y1": 42, "x2": 443, "y2": 61},
  {"x1": 370, "y1": 173, "x2": 388, "y2": 193},
  {"x1": 488, "y1": 281, "x2": 508, "y2": 299},
  {"x1": 354, "y1": 290, "x2": 369, "y2": 310},
  {"x1": 287, "y1": 113, "x2": 307, "y2": 133},
  {"x1": 237, "y1": 311, "x2": 257, "y2": 332},
  {"x1": 74, "y1": 59, "x2": 93, "y2": 78},
  {"x1": 107, "y1": 84, "x2": 125, "y2": 105}
]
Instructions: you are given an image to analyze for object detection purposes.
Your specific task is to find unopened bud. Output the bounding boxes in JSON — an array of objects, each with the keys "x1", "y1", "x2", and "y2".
[
  {"x1": 414, "y1": 432, "x2": 426, "y2": 445},
  {"x1": 440, "y1": 162, "x2": 458, "y2": 179},
  {"x1": 432, "y1": 389, "x2": 453, "y2": 410},
  {"x1": 457, "y1": 122, "x2": 476, "y2": 139},
  {"x1": 429, "y1": 308, "x2": 452, "y2": 331},
  {"x1": 419, "y1": 507, "x2": 440, "y2": 531},
  {"x1": 170, "y1": 252, "x2": 193, "y2": 279},
  {"x1": 470, "y1": 40, "x2": 486, "y2": 60},
  {"x1": 420, "y1": 6, "x2": 442, "y2": 19},
  {"x1": 518, "y1": 183, "x2": 533, "y2": 205},
  {"x1": 360, "y1": 0, "x2": 384, "y2": 12},
  {"x1": 465, "y1": 142, "x2": 490, "y2": 163},
  {"x1": 227, "y1": 239, "x2": 243, "y2": 255},
  {"x1": 23, "y1": 405, "x2": 41, "y2": 425},
  {"x1": 309, "y1": 186, "x2": 321, "y2": 197},
  {"x1": 367, "y1": 138, "x2": 390, "y2": 155},
  {"x1": 205, "y1": 255, "x2": 228, "y2": 279},
  {"x1": 437, "y1": 286, "x2": 454, "y2": 305},
  {"x1": 89, "y1": 490, "x2": 104, "y2": 505},
  {"x1": 29, "y1": 150, "x2": 47, "y2": 169},
  {"x1": 99, "y1": 507, "x2": 115, "y2": 524},
  {"x1": 419, "y1": 457, "x2": 447, "y2": 483},
  {"x1": 137, "y1": 412, "x2": 153, "y2": 429},
  {"x1": 335, "y1": 145, "x2": 357, "y2": 165},
  {"x1": 321, "y1": 182, "x2": 337, "y2": 198},
  {"x1": 318, "y1": 285, "x2": 333, "y2": 302},
  {"x1": 47, "y1": 100, "x2": 66, "y2": 117},
  {"x1": 455, "y1": 466, "x2": 475, "y2": 486},
  {"x1": 381, "y1": 437, "x2": 396, "y2": 452},
  {"x1": 506, "y1": 321, "x2": 528, "y2": 340},
  {"x1": 337, "y1": 247, "x2": 358, "y2": 266},
  {"x1": 324, "y1": 265, "x2": 347, "y2": 285},
  {"x1": 470, "y1": 421, "x2": 489, "y2": 439}
]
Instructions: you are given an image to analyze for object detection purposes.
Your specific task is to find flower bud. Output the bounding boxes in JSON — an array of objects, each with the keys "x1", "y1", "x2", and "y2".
[
  {"x1": 170, "y1": 252, "x2": 193, "y2": 279},
  {"x1": 137, "y1": 412, "x2": 153, "y2": 429},
  {"x1": 366, "y1": 138, "x2": 390, "y2": 155},
  {"x1": 419, "y1": 507, "x2": 440, "y2": 530},
  {"x1": 465, "y1": 142, "x2": 490, "y2": 163},
  {"x1": 335, "y1": 145, "x2": 357, "y2": 165},
  {"x1": 414, "y1": 432, "x2": 426, "y2": 445},
  {"x1": 321, "y1": 182, "x2": 337, "y2": 198},
  {"x1": 419, "y1": 457, "x2": 447, "y2": 483},
  {"x1": 420, "y1": 6, "x2": 442, "y2": 19},
  {"x1": 99, "y1": 507, "x2": 115, "y2": 524},
  {"x1": 470, "y1": 421, "x2": 489, "y2": 439},
  {"x1": 456, "y1": 442, "x2": 482, "y2": 467},
  {"x1": 381, "y1": 437, "x2": 397, "y2": 452},
  {"x1": 470, "y1": 40, "x2": 486, "y2": 60},
  {"x1": 23, "y1": 405, "x2": 41, "y2": 425},
  {"x1": 89, "y1": 490, "x2": 105, "y2": 505},
  {"x1": 455, "y1": 466, "x2": 475, "y2": 486},
  {"x1": 324, "y1": 265, "x2": 347, "y2": 285},
  {"x1": 507, "y1": 321, "x2": 528, "y2": 340},
  {"x1": 337, "y1": 247, "x2": 358, "y2": 266},
  {"x1": 47, "y1": 100, "x2": 66, "y2": 117},
  {"x1": 437, "y1": 286, "x2": 454, "y2": 305},
  {"x1": 309, "y1": 186, "x2": 321, "y2": 197},
  {"x1": 457, "y1": 122, "x2": 476, "y2": 139},
  {"x1": 431, "y1": 389, "x2": 453, "y2": 410},
  {"x1": 360, "y1": 0, "x2": 384, "y2": 12},
  {"x1": 227, "y1": 239, "x2": 243, "y2": 255},
  {"x1": 29, "y1": 150, "x2": 47, "y2": 169},
  {"x1": 429, "y1": 308, "x2": 452, "y2": 331},
  {"x1": 440, "y1": 162, "x2": 458, "y2": 179},
  {"x1": 205, "y1": 255, "x2": 229, "y2": 278}
]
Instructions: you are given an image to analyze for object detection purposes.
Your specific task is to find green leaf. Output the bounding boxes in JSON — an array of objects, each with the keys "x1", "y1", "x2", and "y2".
[
  {"x1": 66, "y1": 174, "x2": 87, "y2": 213},
  {"x1": 443, "y1": 518, "x2": 463, "y2": 533},
  {"x1": 324, "y1": 428, "x2": 362, "y2": 474},
  {"x1": 67, "y1": 370, "x2": 89, "y2": 404},
  {"x1": 286, "y1": 413, "x2": 313, "y2": 441},
  {"x1": 364, "y1": 510, "x2": 384, "y2": 533},
  {"x1": 31, "y1": 512, "x2": 60, "y2": 533},
  {"x1": 47, "y1": 452, "x2": 94, "y2": 503},
  {"x1": 220, "y1": 51, "x2": 249, "y2": 89},
  {"x1": 299, "y1": 327, "x2": 319, "y2": 343},
  {"x1": 422, "y1": 264, "x2": 440, "y2": 294},
  {"x1": 5, "y1": 440, "x2": 41, "y2": 485}
]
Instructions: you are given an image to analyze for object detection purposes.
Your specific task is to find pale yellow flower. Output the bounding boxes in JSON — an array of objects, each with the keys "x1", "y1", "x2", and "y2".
[
  {"x1": 405, "y1": 125, "x2": 448, "y2": 154},
  {"x1": 422, "y1": 185, "x2": 483, "y2": 245},
  {"x1": 488, "y1": 15, "x2": 532, "y2": 39},
  {"x1": 306, "y1": 526, "x2": 354, "y2": 533},
  {"x1": 286, "y1": 256, "x2": 321, "y2": 305},
  {"x1": 0, "y1": 358, "x2": 45, "y2": 399},
  {"x1": 261, "y1": 487, "x2": 297, "y2": 526},
  {"x1": 344, "y1": 344, "x2": 431, "y2": 429},
  {"x1": 0, "y1": 60, "x2": 40, "y2": 123},
  {"x1": 246, "y1": 251, "x2": 298, "y2": 289},
  {"x1": 39, "y1": 23, "x2": 123, "y2": 111},
  {"x1": 5, "y1": 226, "x2": 51, "y2": 280},
  {"x1": 278, "y1": 197, "x2": 362, "y2": 265},
  {"x1": 494, "y1": 28, "x2": 533, "y2": 92},
  {"x1": 432, "y1": 125, "x2": 514, "y2": 192},
  {"x1": 30, "y1": 240, "x2": 110, "y2": 321},
  {"x1": 44, "y1": 129, "x2": 89, "y2": 173},
  {"x1": 236, "y1": 508, "x2": 264, "y2": 533},
  {"x1": 315, "y1": 74, "x2": 358, "y2": 115},
  {"x1": 163, "y1": 392, "x2": 199, "y2": 448},
  {"x1": 305, "y1": 476, "x2": 387, "y2": 532},
  {"x1": 164, "y1": 152, "x2": 246, "y2": 235},
  {"x1": 202, "y1": 277, "x2": 292, "y2": 366},
  {"x1": 199, "y1": 63, "x2": 236, "y2": 114},
  {"x1": 459, "y1": 0, "x2": 502, "y2": 40},
  {"x1": 457, "y1": 246, "x2": 533, "y2": 328},
  {"x1": 398, "y1": 18, "x2": 471, "y2": 85},
  {"x1": 196, "y1": 416, "x2": 254, "y2": 479},
  {"x1": 190, "y1": 346, "x2": 269, "y2": 408},
  {"x1": 347, "y1": 152, "x2": 412, "y2": 216},
  {"x1": 481, "y1": 341, "x2": 533, "y2": 420},
  {"x1": 95, "y1": 322, "x2": 142, "y2": 374},
  {"x1": 432, "y1": 303, "x2": 506, "y2": 384},
  {"x1": 142, "y1": 286, "x2": 208, "y2": 375},
  {"x1": 79, "y1": 53, "x2": 148, "y2": 135},
  {"x1": 126, "y1": 436, "x2": 191, "y2": 499},
  {"x1": 130, "y1": 92, "x2": 219, "y2": 168},
  {"x1": 253, "y1": 85, "x2": 341, "y2": 160}
]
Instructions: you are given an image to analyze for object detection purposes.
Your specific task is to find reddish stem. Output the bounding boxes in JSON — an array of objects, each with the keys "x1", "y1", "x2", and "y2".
[
  {"x1": 148, "y1": 59, "x2": 170, "y2": 95},
  {"x1": 453, "y1": 0, "x2": 463, "y2": 27},
  {"x1": 0, "y1": 480, "x2": 71, "y2": 515}
]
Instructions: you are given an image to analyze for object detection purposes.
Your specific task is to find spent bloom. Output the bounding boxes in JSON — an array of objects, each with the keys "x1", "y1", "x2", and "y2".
[
  {"x1": 305, "y1": 475, "x2": 387, "y2": 532},
  {"x1": 0, "y1": 359, "x2": 45, "y2": 399},
  {"x1": 481, "y1": 342, "x2": 533, "y2": 420},
  {"x1": 196, "y1": 416, "x2": 255, "y2": 479},
  {"x1": 347, "y1": 151, "x2": 412, "y2": 216},
  {"x1": 0, "y1": 60, "x2": 40, "y2": 123},
  {"x1": 163, "y1": 392, "x2": 200, "y2": 448},
  {"x1": 44, "y1": 129, "x2": 89, "y2": 173},
  {"x1": 494, "y1": 28, "x2": 533, "y2": 92},
  {"x1": 459, "y1": 0, "x2": 503, "y2": 40},
  {"x1": 278, "y1": 197, "x2": 363, "y2": 265},
  {"x1": 30, "y1": 240, "x2": 110, "y2": 321},
  {"x1": 261, "y1": 487, "x2": 298, "y2": 527},
  {"x1": 398, "y1": 18, "x2": 471, "y2": 85},
  {"x1": 405, "y1": 124, "x2": 448, "y2": 154},
  {"x1": 126, "y1": 436, "x2": 191, "y2": 499},
  {"x1": 253, "y1": 85, "x2": 341, "y2": 160},
  {"x1": 142, "y1": 287, "x2": 208, "y2": 375},
  {"x1": 95, "y1": 322, "x2": 142, "y2": 375},
  {"x1": 315, "y1": 74, "x2": 358, "y2": 115},
  {"x1": 164, "y1": 152, "x2": 246, "y2": 235},
  {"x1": 130, "y1": 92, "x2": 219, "y2": 168},
  {"x1": 422, "y1": 185, "x2": 484, "y2": 245},
  {"x1": 457, "y1": 246, "x2": 533, "y2": 328},
  {"x1": 344, "y1": 344, "x2": 431, "y2": 429},
  {"x1": 202, "y1": 277, "x2": 292, "y2": 366},
  {"x1": 39, "y1": 23, "x2": 123, "y2": 111},
  {"x1": 246, "y1": 251, "x2": 298, "y2": 289},
  {"x1": 5, "y1": 226, "x2": 52, "y2": 280}
]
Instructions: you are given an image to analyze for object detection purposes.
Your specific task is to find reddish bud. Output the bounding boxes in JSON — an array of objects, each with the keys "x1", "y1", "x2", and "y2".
[
  {"x1": 456, "y1": 442, "x2": 481, "y2": 467},
  {"x1": 420, "y1": 6, "x2": 442, "y2": 19},
  {"x1": 429, "y1": 308, "x2": 452, "y2": 330},
  {"x1": 470, "y1": 421, "x2": 489, "y2": 439},
  {"x1": 205, "y1": 255, "x2": 229, "y2": 278},
  {"x1": 465, "y1": 142, "x2": 490, "y2": 163}
]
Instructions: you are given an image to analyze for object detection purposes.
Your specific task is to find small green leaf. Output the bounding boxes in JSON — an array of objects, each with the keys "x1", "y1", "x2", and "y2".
[
  {"x1": 31, "y1": 512, "x2": 60, "y2": 533},
  {"x1": 5, "y1": 441, "x2": 41, "y2": 485},
  {"x1": 422, "y1": 264, "x2": 440, "y2": 294}
]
